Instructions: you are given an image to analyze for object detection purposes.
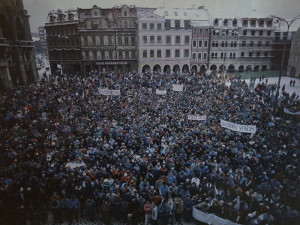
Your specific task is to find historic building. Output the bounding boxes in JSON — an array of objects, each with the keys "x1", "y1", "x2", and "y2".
[
  {"x1": 79, "y1": 5, "x2": 138, "y2": 73},
  {"x1": 190, "y1": 15, "x2": 211, "y2": 73},
  {"x1": 137, "y1": 7, "x2": 210, "y2": 74},
  {"x1": 209, "y1": 17, "x2": 276, "y2": 73},
  {"x1": 45, "y1": 9, "x2": 81, "y2": 74},
  {"x1": 0, "y1": 0, "x2": 37, "y2": 89},
  {"x1": 46, "y1": 5, "x2": 138, "y2": 74},
  {"x1": 288, "y1": 27, "x2": 300, "y2": 77}
]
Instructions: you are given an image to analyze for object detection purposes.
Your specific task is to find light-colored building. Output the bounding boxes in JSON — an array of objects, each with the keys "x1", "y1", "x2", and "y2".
[
  {"x1": 137, "y1": 7, "x2": 210, "y2": 74},
  {"x1": 288, "y1": 27, "x2": 300, "y2": 77},
  {"x1": 209, "y1": 17, "x2": 276, "y2": 73}
]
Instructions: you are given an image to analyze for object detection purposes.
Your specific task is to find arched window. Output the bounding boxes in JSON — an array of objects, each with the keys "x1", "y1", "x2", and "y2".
[
  {"x1": 214, "y1": 19, "x2": 219, "y2": 26},
  {"x1": 221, "y1": 41, "x2": 225, "y2": 47},
  {"x1": 212, "y1": 41, "x2": 215, "y2": 47},
  {"x1": 233, "y1": 19, "x2": 237, "y2": 27},
  {"x1": 223, "y1": 19, "x2": 228, "y2": 26},
  {"x1": 229, "y1": 53, "x2": 233, "y2": 58},
  {"x1": 233, "y1": 53, "x2": 236, "y2": 58},
  {"x1": 216, "y1": 41, "x2": 219, "y2": 47},
  {"x1": 234, "y1": 41, "x2": 237, "y2": 47}
]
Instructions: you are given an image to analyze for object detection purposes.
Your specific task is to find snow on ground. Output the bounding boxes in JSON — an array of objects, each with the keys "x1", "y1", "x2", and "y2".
[{"x1": 244, "y1": 76, "x2": 300, "y2": 96}]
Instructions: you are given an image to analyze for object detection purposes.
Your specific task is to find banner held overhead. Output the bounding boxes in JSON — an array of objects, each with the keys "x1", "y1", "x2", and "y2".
[{"x1": 221, "y1": 119, "x2": 256, "y2": 134}]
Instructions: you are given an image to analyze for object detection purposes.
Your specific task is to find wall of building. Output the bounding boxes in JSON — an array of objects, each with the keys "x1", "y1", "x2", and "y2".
[
  {"x1": 288, "y1": 28, "x2": 300, "y2": 77},
  {"x1": 0, "y1": 0, "x2": 37, "y2": 89}
]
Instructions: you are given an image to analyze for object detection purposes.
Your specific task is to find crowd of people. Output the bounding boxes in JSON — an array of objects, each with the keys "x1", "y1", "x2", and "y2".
[{"x1": 0, "y1": 70, "x2": 299, "y2": 225}]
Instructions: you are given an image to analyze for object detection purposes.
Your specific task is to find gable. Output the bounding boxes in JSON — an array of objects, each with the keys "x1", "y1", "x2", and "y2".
[{"x1": 141, "y1": 12, "x2": 164, "y2": 20}]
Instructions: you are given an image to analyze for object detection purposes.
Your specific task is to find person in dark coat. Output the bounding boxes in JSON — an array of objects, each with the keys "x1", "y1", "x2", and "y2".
[{"x1": 85, "y1": 197, "x2": 96, "y2": 222}]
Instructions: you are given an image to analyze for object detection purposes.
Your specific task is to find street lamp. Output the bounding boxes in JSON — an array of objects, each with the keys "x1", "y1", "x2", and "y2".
[{"x1": 270, "y1": 15, "x2": 300, "y2": 104}]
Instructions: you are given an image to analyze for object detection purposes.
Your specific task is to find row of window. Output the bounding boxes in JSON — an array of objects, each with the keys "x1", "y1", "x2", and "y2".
[
  {"x1": 142, "y1": 23, "x2": 162, "y2": 30},
  {"x1": 242, "y1": 30, "x2": 272, "y2": 36},
  {"x1": 48, "y1": 38, "x2": 80, "y2": 47},
  {"x1": 213, "y1": 18, "x2": 273, "y2": 27},
  {"x1": 46, "y1": 27, "x2": 78, "y2": 36},
  {"x1": 49, "y1": 50, "x2": 81, "y2": 60},
  {"x1": 206, "y1": 51, "x2": 269, "y2": 58},
  {"x1": 211, "y1": 29, "x2": 272, "y2": 37},
  {"x1": 211, "y1": 41, "x2": 237, "y2": 47},
  {"x1": 142, "y1": 35, "x2": 190, "y2": 44},
  {"x1": 142, "y1": 49, "x2": 189, "y2": 58},
  {"x1": 192, "y1": 28, "x2": 209, "y2": 36},
  {"x1": 83, "y1": 50, "x2": 137, "y2": 60},
  {"x1": 191, "y1": 52, "x2": 208, "y2": 60},
  {"x1": 192, "y1": 40, "x2": 209, "y2": 48},
  {"x1": 142, "y1": 20, "x2": 191, "y2": 30},
  {"x1": 241, "y1": 40, "x2": 270, "y2": 47},
  {"x1": 82, "y1": 36, "x2": 136, "y2": 46}
]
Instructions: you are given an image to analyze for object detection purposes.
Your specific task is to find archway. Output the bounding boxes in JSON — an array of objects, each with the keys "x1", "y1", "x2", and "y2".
[
  {"x1": 173, "y1": 64, "x2": 180, "y2": 73},
  {"x1": 290, "y1": 67, "x2": 296, "y2": 77},
  {"x1": 200, "y1": 64, "x2": 206, "y2": 73},
  {"x1": 246, "y1": 65, "x2": 252, "y2": 71},
  {"x1": 210, "y1": 64, "x2": 217, "y2": 71},
  {"x1": 142, "y1": 64, "x2": 151, "y2": 73},
  {"x1": 228, "y1": 64, "x2": 235, "y2": 72},
  {"x1": 182, "y1": 64, "x2": 189, "y2": 73},
  {"x1": 219, "y1": 64, "x2": 226, "y2": 71},
  {"x1": 163, "y1": 65, "x2": 171, "y2": 74},
  {"x1": 254, "y1": 65, "x2": 259, "y2": 71},
  {"x1": 191, "y1": 65, "x2": 197, "y2": 73},
  {"x1": 153, "y1": 64, "x2": 161, "y2": 73},
  {"x1": 261, "y1": 65, "x2": 267, "y2": 71},
  {"x1": 238, "y1": 65, "x2": 244, "y2": 72}
]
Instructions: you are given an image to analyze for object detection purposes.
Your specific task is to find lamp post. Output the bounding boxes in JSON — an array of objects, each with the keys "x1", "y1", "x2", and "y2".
[{"x1": 270, "y1": 15, "x2": 300, "y2": 105}]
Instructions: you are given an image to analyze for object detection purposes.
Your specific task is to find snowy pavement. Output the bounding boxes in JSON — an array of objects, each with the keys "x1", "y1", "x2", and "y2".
[{"x1": 244, "y1": 76, "x2": 300, "y2": 96}]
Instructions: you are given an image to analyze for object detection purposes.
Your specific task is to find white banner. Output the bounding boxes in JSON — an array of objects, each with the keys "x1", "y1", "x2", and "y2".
[
  {"x1": 156, "y1": 89, "x2": 167, "y2": 95},
  {"x1": 193, "y1": 207, "x2": 240, "y2": 225},
  {"x1": 284, "y1": 108, "x2": 300, "y2": 115},
  {"x1": 188, "y1": 115, "x2": 207, "y2": 121},
  {"x1": 173, "y1": 84, "x2": 184, "y2": 92},
  {"x1": 98, "y1": 88, "x2": 121, "y2": 96},
  {"x1": 221, "y1": 119, "x2": 256, "y2": 134},
  {"x1": 66, "y1": 162, "x2": 86, "y2": 169}
]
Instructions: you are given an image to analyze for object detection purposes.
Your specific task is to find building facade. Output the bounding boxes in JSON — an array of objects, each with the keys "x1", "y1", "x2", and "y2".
[
  {"x1": 0, "y1": 0, "x2": 37, "y2": 89},
  {"x1": 45, "y1": 9, "x2": 81, "y2": 74},
  {"x1": 79, "y1": 5, "x2": 138, "y2": 73},
  {"x1": 137, "y1": 7, "x2": 210, "y2": 74},
  {"x1": 190, "y1": 21, "x2": 210, "y2": 73},
  {"x1": 209, "y1": 17, "x2": 276, "y2": 73},
  {"x1": 288, "y1": 27, "x2": 300, "y2": 77},
  {"x1": 44, "y1": 5, "x2": 289, "y2": 75}
]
